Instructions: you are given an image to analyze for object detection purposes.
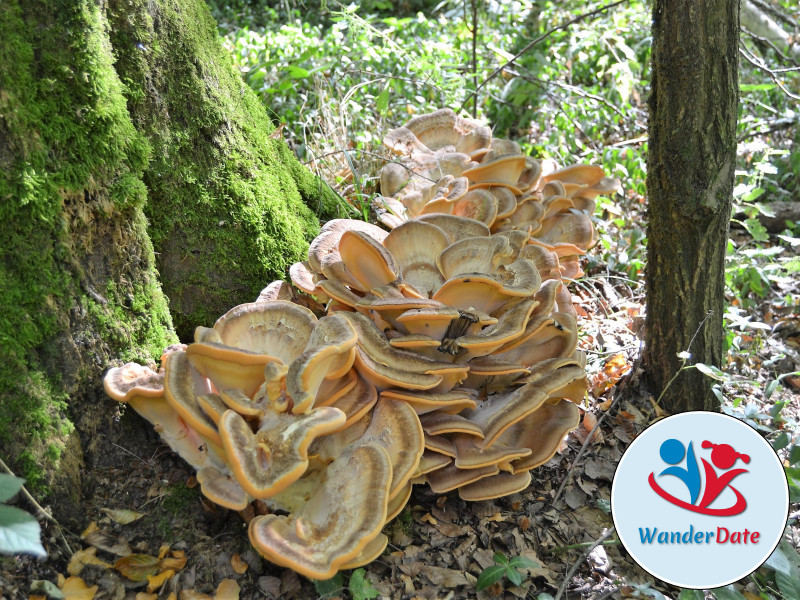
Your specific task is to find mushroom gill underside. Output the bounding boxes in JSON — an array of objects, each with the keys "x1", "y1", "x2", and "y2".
[{"x1": 104, "y1": 108, "x2": 619, "y2": 579}]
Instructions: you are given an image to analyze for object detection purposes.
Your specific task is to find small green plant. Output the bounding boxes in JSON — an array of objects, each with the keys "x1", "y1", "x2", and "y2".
[
  {"x1": 314, "y1": 568, "x2": 379, "y2": 600},
  {"x1": 476, "y1": 551, "x2": 538, "y2": 592},
  {"x1": 0, "y1": 473, "x2": 46, "y2": 558}
]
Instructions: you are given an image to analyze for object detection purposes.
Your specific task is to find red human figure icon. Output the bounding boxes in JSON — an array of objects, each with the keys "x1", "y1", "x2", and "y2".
[{"x1": 698, "y1": 441, "x2": 750, "y2": 512}]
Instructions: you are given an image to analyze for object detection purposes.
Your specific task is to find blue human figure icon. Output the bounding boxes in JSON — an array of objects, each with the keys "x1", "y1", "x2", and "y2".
[{"x1": 658, "y1": 439, "x2": 701, "y2": 505}]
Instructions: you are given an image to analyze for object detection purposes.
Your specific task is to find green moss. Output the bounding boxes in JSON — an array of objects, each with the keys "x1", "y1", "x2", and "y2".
[
  {"x1": 106, "y1": 0, "x2": 339, "y2": 337},
  {"x1": 0, "y1": 0, "x2": 175, "y2": 492},
  {"x1": 162, "y1": 483, "x2": 200, "y2": 515}
]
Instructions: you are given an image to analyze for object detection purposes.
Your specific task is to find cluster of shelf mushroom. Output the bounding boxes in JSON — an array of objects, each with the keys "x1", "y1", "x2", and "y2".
[{"x1": 104, "y1": 108, "x2": 619, "y2": 580}]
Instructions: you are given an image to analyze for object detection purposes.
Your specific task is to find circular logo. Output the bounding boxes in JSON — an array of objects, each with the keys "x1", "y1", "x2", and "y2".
[{"x1": 611, "y1": 411, "x2": 789, "y2": 588}]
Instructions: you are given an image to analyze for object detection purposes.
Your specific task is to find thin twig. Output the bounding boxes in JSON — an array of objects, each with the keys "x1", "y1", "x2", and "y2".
[
  {"x1": 739, "y1": 45, "x2": 800, "y2": 100},
  {"x1": 544, "y1": 538, "x2": 619, "y2": 553},
  {"x1": 653, "y1": 311, "x2": 713, "y2": 407},
  {"x1": 460, "y1": 0, "x2": 630, "y2": 112},
  {"x1": 554, "y1": 527, "x2": 615, "y2": 600},
  {"x1": 551, "y1": 392, "x2": 623, "y2": 506},
  {"x1": 0, "y1": 458, "x2": 57, "y2": 524},
  {"x1": 0, "y1": 457, "x2": 75, "y2": 555}
]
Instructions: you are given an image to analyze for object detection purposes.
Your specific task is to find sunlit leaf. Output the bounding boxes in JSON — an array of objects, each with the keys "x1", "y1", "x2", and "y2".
[
  {"x1": 0, "y1": 504, "x2": 46, "y2": 557},
  {"x1": 60, "y1": 576, "x2": 98, "y2": 600},
  {"x1": 68, "y1": 547, "x2": 111, "y2": 576},
  {"x1": 102, "y1": 508, "x2": 146, "y2": 525},
  {"x1": 147, "y1": 569, "x2": 175, "y2": 593}
]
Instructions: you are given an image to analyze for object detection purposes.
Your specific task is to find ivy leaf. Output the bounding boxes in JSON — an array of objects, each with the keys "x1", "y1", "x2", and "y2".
[
  {"x1": 476, "y1": 565, "x2": 507, "y2": 591},
  {"x1": 0, "y1": 504, "x2": 46, "y2": 557},
  {"x1": 678, "y1": 590, "x2": 704, "y2": 600},
  {"x1": 349, "y1": 568, "x2": 379, "y2": 600}
]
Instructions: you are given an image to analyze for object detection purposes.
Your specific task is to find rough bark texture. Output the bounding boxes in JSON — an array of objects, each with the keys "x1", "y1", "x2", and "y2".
[
  {"x1": 0, "y1": 0, "x2": 335, "y2": 498},
  {"x1": 644, "y1": 0, "x2": 740, "y2": 412}
]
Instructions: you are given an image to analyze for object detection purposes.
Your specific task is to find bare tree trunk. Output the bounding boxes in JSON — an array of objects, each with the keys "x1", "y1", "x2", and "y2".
[{"x1": 644, "y1": 0, "x2": 740, "y2": 412}]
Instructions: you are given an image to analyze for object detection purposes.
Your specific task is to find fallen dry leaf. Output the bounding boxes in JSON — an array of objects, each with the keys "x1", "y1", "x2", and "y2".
[
  {"x1": 114, "y1": 554, "x2": 162, "y2": 581},
  {"x1": 421, "y1": 566, "x2": 470, "y2": 587},
  {"x1": 157, "y1": 544, "x2": 170, "y2": 559},
  {"x1": 186, "y1": 475, "x2": 198, "y2": 488},
  {"x1": 230, "y1": 554, "x2": 248, "y2": 575},
  {"x1": 161, "y1": 554, "x2": 188, "y2": 571},
  {"x1": 102, "y1": 508, "x2": 146, "y2": 525},
  {"x1": 420, "y1": 513, "x2": 437, "y2": 525},
  {"x1": 81, "y1": 522, "x2": 99, "y2": 539},
  {"x1": 147, "y1": 569, "x2": 175, "y2": 592},
  {"x1": 68, "y1": 547, "x2": 111, "y2": 576},
  {"x1": 582, "y1": 411, "x2": 598, "y2": 433},
  {"x1": 215, "y1": 579, "x2": 240, "y2": 600},
  {"x1": 83, "y1": 529, "x2": 132, "y2": 556},
  {"x1": 28, "y1": 596, "x2": 47, "y2": 600},
  {"x1": 60, "y1": 576, "x2": 98, "y2": 600},
  {"x1": 135, "y1": 594, "x2": 157, "y2": 600},
  {"x1": 591, "y1": 353, "x2": 631, "y2": 395}
]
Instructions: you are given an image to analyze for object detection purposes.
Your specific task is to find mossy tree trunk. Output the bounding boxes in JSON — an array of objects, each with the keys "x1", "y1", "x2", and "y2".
[
  {"x1": 0, "y1": 0, "x2": 335, "y2": 501},
  {"x1": 644, "y1": 0, "x2": 740, "y2": 412}
]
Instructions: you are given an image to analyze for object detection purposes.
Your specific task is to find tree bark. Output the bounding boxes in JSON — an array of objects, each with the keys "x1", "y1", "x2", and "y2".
[
  {"x1": 644, "y1": 0, "x2": 740, "y2": 412},
  {"x1": 0, "y1": 0, "x2": 334, "y2": 500}
]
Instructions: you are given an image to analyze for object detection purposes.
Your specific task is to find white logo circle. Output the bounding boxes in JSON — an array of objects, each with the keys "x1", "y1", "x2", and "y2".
[{"x1": 611, "y1": 411, "x2": 789, "y2": 588}]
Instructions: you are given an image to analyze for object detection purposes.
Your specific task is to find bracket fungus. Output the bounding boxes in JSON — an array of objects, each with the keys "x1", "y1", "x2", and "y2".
[{"x1": 104, "y1": 107, "x2": 616, "y2": 579}]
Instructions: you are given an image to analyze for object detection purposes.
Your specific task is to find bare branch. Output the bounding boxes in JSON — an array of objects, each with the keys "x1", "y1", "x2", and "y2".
[{"x1": 460, "y1": 0, "x2": 630, "y2": 113}]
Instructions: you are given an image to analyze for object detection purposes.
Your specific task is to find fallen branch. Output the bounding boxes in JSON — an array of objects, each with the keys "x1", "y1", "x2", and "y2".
[{"x1": 554, "y1": 527, "x2": 616, "y2": 600}]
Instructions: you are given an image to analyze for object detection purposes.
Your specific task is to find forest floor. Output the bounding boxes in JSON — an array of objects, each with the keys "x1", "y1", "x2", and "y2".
[{"x1": 3, "y1": 219, "x2": 799, "y2": 600}]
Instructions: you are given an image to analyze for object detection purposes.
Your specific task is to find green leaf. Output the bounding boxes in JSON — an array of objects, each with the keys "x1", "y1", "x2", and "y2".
[
  {"x1": 538, "y1": 594, "x2": 555, "y2": 600},
  {"x1": 0, "y1": 504, "x2": 46, "y2": 557},
  {"x1": 313, "y1": 572, "x2": 344, "y2": 598},
  {"x1": 739, "y1": 83, "x2": 776, "y2": 91},
  {"x1": 477, "y1": 565, "x2": 507, "y2": 591},
  {"x1": 765, "y1": 379, "x2": 780, "y2": 400},
  {"x1": 710, "y1": 585, "x2": 747, "y2": 600},
  {"x1": 349, "y1": 568, "x2": 379, "y2": 600},
  {"x1": 786, "y1": 466, "x2": 800, "y2": 503},
  {"x1": 765, "y1": 542, "x2": 795, "y2": 576},
  {"x1": 506, "y1": 567, "x2": 523, "y2": 587},
  {"x1": 679, "y1": 590, "x2": 704, "y2": 600},
  {"x1": 0, "y1": 475, "x2": 24, "y2": 504},
  {"x1": 773, "y1": 432, "x2": 791, "y2": 451},
  {"x1": 286, "y1": 65, "x2": 310, "y2": 79},
  {"x1": 695, "y1": 363, "x2": 728, "y2": 382},
  {"x1": 509, "y1": 556, "x2": 539, "y2": 570},
  {"x1": 375, "y1": 86, "x2": 390, "y2": 114},
  {"x1": 789, "y1": 445, "x2": 800, "y2": 466},
  {"x1": 493, "y1": 551, "x2": 509, "y2": 565},
  {"x1": 775, "y1": 570, "x2": 800, "y2": 600}
]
